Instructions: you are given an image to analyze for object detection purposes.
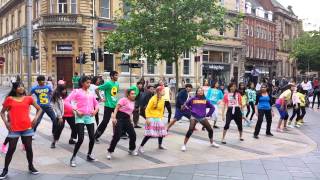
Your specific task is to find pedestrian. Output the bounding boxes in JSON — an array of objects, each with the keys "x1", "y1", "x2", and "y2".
[
  {"x1": 107, "y1": 88, "x2": 138, "y2": 159},
  {"x1": 139, "y1": 85, "x2": 155, "y2": 120},
  {"x1": 163, "y1": 83, "x2": 172, "y2": 123},
  {"x1": 167, "y1": 84, "x2": 193, "y2": 131},
  {"x1": 66, "y1": 76, "x2": 99, "y2": 167},
  {"x1": 275, "y1": 84, "x2": 295, "y2": 132},
  {"x1": 138, "y1": 86, "x2": 167, "y2": 153},
  {"x1": 253, "y1": 84, "x2": 274, "y2": 139},
  {"x1": 221, "y1": 83, "x2": 244, "y2": 144},
  {"x1": 206, "y1": 81, "x2": 224, "y2": 129},
  {"x1": 94, "y1": 71, "x2": 119, "y2": 143},
  {"x1": 72, "y1": 72, "x2": 80, "y2": 89},
  {"x1": 300, "y1": 79, "x2": 312, "y2": 95},
  {"x1": 31, "y1": 75, "x2": 57, "y2": 140},
  {"x1": 246, "y1": 82, "x2": 256, "y2": 123},
  {"x1": 89, "y1": 76, "x2": 102, "y2": 126},
  {"x1": 0, "y1": 82, "x2": 43, "y2": 179},
  {"x1": 312, "y1": 78, "x2": 320, "y2": 109},
  {"x1": 132, "y1": 82, "x2": 144, "y2": 128},
  {"x1": 181, "y1": 87, "x2": 219, "y2": 152}
]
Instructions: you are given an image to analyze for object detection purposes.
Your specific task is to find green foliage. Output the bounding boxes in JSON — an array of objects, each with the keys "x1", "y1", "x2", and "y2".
[{"x1": 291, "y1": 31, "x2": 320, "y2": 72}]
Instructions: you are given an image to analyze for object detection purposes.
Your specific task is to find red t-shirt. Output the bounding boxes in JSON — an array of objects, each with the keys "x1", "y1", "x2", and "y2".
[
  {"x1": 3, "y1": 96, "x2": 34, "y2": 131},
  {"x1": 223, "y1": 93, "x2": 242, "y2": 107}
]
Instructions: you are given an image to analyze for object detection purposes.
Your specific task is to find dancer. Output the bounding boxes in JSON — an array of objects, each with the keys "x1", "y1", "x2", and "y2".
[
  {"x1": 221, "y1": 83, "x2": 244, "y2": 144},
  {"x1": 167, "y1": 84, "x2": 193, "y2": 131},
  {"x1": 132, "y1": 82, "x2": 144, "y2": 128},
  {"x1": 138, "y1": 86, "x2": 167, "y2": 153},
  {"x1": 107, "y1": 88, "x2": 138, "y2": 159},
  {"x1": 94, "y1": 71, "x2": 119, "y2": 142},
  {"x1": 238, "y1": 82, "x2": 249, "y2": 127},
  {"x1": 66, "y1": 76, "x2": 99, "y2": 167},
  {"x1": 139, "y1": 85, "x2": 155, "y2": 119},
  {"x1": 288, "y1": 88, "x2": 300, "y2": 128},
  {"x1": 275, "y1": 84, "x2": 295, "y2": 132},
  {"x1": 181, "y1": 87, "x2": 219, "y2": 152},
  {"x1": 0, "y1": 82, "x2": 42, "y2": 179},
  {"x1": 296, "y1": 87, "x2": 307, "y2": 125},
  {"x1": 89, "y1": 76, "x2": 102, "y2": 126},
  {"x1": 206, "y1": 81, "x2": 224, "y2": 128},
  {"x1": 163, "y1": 83, "x2": 172, "y2": 123},
  {"x1": 253, "y1": 84, "x2": 274, "y2": 138},
  {"x1": 31, "y1": 75, "x2": 57, "y2": 137},
  {"x1": 62, "y1": 87, "x2": 78, "y2": 145},
  {"x1": 245, "y1": 82, "x2": 256, "y2": 122}
]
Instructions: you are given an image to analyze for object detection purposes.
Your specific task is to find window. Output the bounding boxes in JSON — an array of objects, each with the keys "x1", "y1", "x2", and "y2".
[
  {"x1": 203, "y1": 50, "x2": 209, "y2": 62},
  {"x1": 71, "y1": 0, "x2": 77, "y2": 14},
  {"x1": 234, "y1": 24, "x2": 240, "y2": 38},
  {"x1": 183, "y1": 50, "x2": 190, "y2": 74},
  {"x1": 120, "y1": 51, "x2": 129, "y2": 73},
  {"x1": 223, "y1": 52, "x2": 229, "y2": 63},
  {"x1": 147, "y1": 61, "x2": 155, "y2": 74},
  {"x1": 166, "y1": 62, "x2": 173, "y2": 74},
  {"x1": 104, "y1": 54, "x2": 114, "y2": 72},
  {"x1": 220, "y1": 0, "x2": 224, "y2": 6},
  {"x1": 235, "y1": 0, "x2": 240, "y2": 11},
  {"x1": 58, "y1": 0, "x2": 67, "y2": 13},
  {"x1": 17, "y1": 10, "x2": 21, "y2": 27},
  {"x1": 245, "y1": 25, "x2": 249, "y2": 36},
  {"x1": 101, "y1": 0, "x2": 110, "y2": 18},
  {"x1": 250, "y1": 46, "x2": 253, "y2": 58},
  {"x1": 11, "y1": 14, "x2": 14, "y2": 31}
]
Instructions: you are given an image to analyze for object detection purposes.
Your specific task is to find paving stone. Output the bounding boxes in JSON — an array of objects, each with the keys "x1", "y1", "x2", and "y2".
[
  {"x1": 241, "y1": 163, "x2": 266, "y2": 174},
  {"x1": 34, "y1": 174, "x2": 66, "y2": 180},
  {"x1": 167, "y1": 172, "x2": 193, "y2": 180},
  {"x1": 263, "y1": 161, "x2": 288, "y2": 171},
  {"x1": 171, "y1": 165, "x2": 195, "y2": 174},
  {"x1": 88, "y1": 174, "x2": 116, "y2": 180},
  {"x1": 218, "y1": 166, "x2": 243, "y2": 179},
  {"x1": 219, "y1": 161, "x2": 241, "y2": 168},
  {"x1": 195, "y1": 163, "x2": 219, "y2": 171},
  {"x1": 192, "y1": 174, "x2": 218, "y2": 180},
  {"x1": 267, "y1": 170, "x2": 294, "y2": 180},
  {"x1": 243, "y1": 173, "x2": 268, "y2": 180}
]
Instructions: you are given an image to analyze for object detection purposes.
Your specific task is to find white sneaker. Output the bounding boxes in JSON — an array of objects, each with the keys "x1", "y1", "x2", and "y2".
[
  {"x1": 128, "y1": 150, "x2": 138, "y2": 156},
  {"x1": 138, "y1": 147, "x2": 144, "y2": 154},
  {"x1": 211, "y1": 142, "x2": 220, "y2": 148},
  {"x1": 288, "y1": 124, "x2": 295, "y2": 128},
  {"x1": 295, "y1": 124, "x2": 301, "y2": 128},
  {"x1": 107, "y1": 152, "x2": 112, "y2": 160},
  {"x1": 181, "y1": 145, "x2": 187, "y2": 152}
]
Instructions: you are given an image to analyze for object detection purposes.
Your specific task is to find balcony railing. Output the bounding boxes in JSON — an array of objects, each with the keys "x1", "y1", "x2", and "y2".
[{"x1": 39, "y1": 14, "x2": 85, "y2": 30}]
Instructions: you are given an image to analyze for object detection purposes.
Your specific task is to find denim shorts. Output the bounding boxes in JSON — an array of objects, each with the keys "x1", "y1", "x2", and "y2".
[
  {"x1": 191, "y1": 116, "x2": 207, "y2": 122},
  {"x1": 8, "y1": 129, "x2": 34, "y2": 138},
  {"x1": 276, "y1": 104, "x2": 289, "y2": 120},
  {"x1": 75, "y1": 115, "x2": 95, "y2": 124},
  {"x1": 174, "y1": 108, "x2": 191, "y2": 121}
]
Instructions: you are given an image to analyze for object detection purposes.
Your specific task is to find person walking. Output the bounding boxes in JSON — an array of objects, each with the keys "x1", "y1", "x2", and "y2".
[
  {"x1": 66, "y1": 76, "x2": 99, "y2": 167},
  {"x1": 312, "y1": 78, "x2": 320, "y2": 109},
  {"x1": 0, "y1": 82, "x2": 43, "y2": 179},
  {"x1": 221, "y1": 83, "x2": 244, "y2": 144},
  {"x1": 181, "y1": 87, "x2": 219, "y2": 152},
  {"x1": 138, "y1": 86, "x2": 167, "y2": 153},
  {"x1": 253, "y1": 84, "x2": 274, "y2": 139},
  {"x1": 107, "y1": 88, "x2": 138, "y2": 159},
  {"x1": 94, "y1": 71, "x2": 119, "y2": 142}
]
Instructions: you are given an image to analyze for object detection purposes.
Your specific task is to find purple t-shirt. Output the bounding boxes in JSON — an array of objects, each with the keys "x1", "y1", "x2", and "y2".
[{"x1": 118, "y1": 97, "x2": 135, "y2": 116}]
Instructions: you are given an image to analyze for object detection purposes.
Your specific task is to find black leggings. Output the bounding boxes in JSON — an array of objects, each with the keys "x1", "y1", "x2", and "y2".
[
  {"x1": 224, "y1": 107, "x2": 243, "y2": 131},
  {"x1": 141, "y1": 136, "x2": 163, "y2": 147},
  {"x1": 108, "y1": 112, "x2": 136, "y2": 153},
  {"x1": 95, "y1": 98, "x2": 100, "y2": 126},
  {"x1": 164, "y1": 101, "x2": 172, "y2": 123},
  {"x1": 3, "y1": 137, "x2": 9, "y2": 145},
  {"x1": 312, "y1": 89, "x2": 320, "y2": 108},
  {"x1": 254, "y1": 109, "x2": 272, "y2": 136},
  {"x1": 54, "y1": 117, "x2": 77, "y2": 141},
  {"x1": 186, "y1": 119, "x2": 213, "y2": 139},
  {"x1": 298, "y1": 107, "x2": 306, "y2": 120},
  {"x1": 246, "y1": 102, "x2": 255, "y2": 120},
  {"x1": 72, "y1": 123, "x2": 95, "y2": 157},
  {"x1": 95, "y1": 107, "x2": 114, "y2": 139},
  {"x1": 4, "y1": 136, "x2": 34, "y2": 170},
  {"x1": 290, "y1": 106, "x2": 300, "y2": 122}
]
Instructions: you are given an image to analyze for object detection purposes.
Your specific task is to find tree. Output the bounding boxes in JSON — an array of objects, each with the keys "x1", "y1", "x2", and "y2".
[
  {"x1": 105, "y1": 0, "x2": 242, "y2": 92},
  {"x1": 291, "y1": 31, "x2": 320, "y2": 73}
]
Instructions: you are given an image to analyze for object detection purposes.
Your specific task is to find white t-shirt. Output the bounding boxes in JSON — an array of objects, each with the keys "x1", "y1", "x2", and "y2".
[
  {"x1": 301, "y1": 82, "x2": 312, "y2": 91},
  {"x1": 89, "y1": 84, "x2": 98, "y2": 98}
]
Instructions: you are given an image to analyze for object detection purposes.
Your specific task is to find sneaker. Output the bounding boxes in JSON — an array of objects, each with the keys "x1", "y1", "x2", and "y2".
[
  {"x1": 50, "y1": 142, "x2": 56, "y2": 149},
  {"x1": 158, "y1": 145, "x2": 167, "y2": 150},
  {"x1": 107, "y1": 152, "x2": 112, "y2": 160},
  {"x1": 287, "y1": 121, "x2": 292, "y2": 126},
  {"x1": 211, "y1": 142, "x2": 220, "y2": 148},
  {"x1": 181, "y1": 145, "x2": 187, "y2": 152},
  {"x1": 295, "y1": 124, "x2": 301, "y2": 128},
  {"x1": 29, "y1": 166, "x2": 39, "y2": 175},
  {"x1": 288, "y1": 124, "x2": 295, "y2": 128},
  {"x1": 70, "y1": 157, "x2": 76, "y2": 167},
  {"x1": 138, "y1": 147, "x2": 145, "y2": 154},
  {"x1": 0, "y1": 169, "x2": 8, "y2": 179},
  {"x1": 128, "y1": 150, "x2": 138, "y2": 156},
  {"x1": 69, "y1": 139, "x2": 76, "y2": 145},
  {"x1": 84, "y1": 129, "x2": 88, "y2": 133},
  {"x1": 1, "y1": 144, "x2": 7, "y2": 154},
  {"x1": 253, "y1": 135, "x2": 259, "y2": 139},
  {"x1": 87, "y1": 154, "x2": 97, "y2": 162},
  {"x1": 134, "y1": 125, "x2": 142, "y2": 128}
]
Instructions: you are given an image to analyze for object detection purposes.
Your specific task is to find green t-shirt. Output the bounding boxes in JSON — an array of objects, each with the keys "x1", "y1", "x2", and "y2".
[
  {"x1": 99, "y1": 80, "x2": 119, "y2": 108},
  {"x1": 72, "y1": 76, "x2": 80, "y2": 88}
]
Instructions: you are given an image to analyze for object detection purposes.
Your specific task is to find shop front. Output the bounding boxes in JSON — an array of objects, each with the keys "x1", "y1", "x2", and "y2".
[{"x1": 203, "y1": 63, "x2": 231, "y2": 86}]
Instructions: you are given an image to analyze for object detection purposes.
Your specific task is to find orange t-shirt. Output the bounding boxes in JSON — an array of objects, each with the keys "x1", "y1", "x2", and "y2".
[{"x1": 3, "y1": 96, "x2": 34, "y2": 131}]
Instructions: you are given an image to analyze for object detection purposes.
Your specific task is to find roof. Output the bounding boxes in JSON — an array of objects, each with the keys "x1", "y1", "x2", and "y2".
[
  {"x1": 271, "y1": 0, "x2": 288, "y2": 11},
  {"x1": 246, "y1": 0, "x2": 262, "y2": 8}
]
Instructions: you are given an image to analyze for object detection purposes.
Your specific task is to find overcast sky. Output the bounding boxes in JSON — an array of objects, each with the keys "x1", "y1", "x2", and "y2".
[{"x1": 277, "y1": 0, "x2": 320, "y2": 31}]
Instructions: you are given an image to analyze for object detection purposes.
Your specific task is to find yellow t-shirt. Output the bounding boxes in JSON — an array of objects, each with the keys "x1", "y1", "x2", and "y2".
[
  {"x1": 297, "y1": 92, "x2": 306, "y2": 107},
  {"x1": 145, "y1": 95, "x2": 165, "y2": 118},
  {"x1": 280, "y1": 89, "x2": 292, "y2": 101},
  {"x1": 163, "y1": 87, "x2": 171, "y2": 101},
  {"x1": 241, "y1": 95, "x2": 248, "y2": 106}
]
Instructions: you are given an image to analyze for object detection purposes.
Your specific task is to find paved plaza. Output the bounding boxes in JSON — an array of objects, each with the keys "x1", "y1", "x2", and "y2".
[{"x1": 0, "y1": 87, "x2": 320, "y2": 179}]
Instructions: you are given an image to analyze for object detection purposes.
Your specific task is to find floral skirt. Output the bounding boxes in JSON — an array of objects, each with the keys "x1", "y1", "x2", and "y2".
[{"x1": 144, "y1": 118, "x2": 167, "y2": 137}]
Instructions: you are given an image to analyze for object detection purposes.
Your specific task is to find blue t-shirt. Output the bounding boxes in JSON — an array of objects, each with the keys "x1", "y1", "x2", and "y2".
[
  {"x1": 206, "y1": 88, "x2": 224, "y2": 105},
  {"x1": 31, "y1": 85, "x2": 52, "y2": 106},
  {"x1": 258, "y1": 95, "x2": 271, "y2": 110}
]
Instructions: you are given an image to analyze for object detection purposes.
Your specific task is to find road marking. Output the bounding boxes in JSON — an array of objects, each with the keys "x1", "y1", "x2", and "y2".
[{"x1": 118, "y1": 173, "x2": 166, "y2": 179}]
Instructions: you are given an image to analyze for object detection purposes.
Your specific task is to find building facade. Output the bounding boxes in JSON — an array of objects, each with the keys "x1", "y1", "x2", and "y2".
[{"x1": 243, "y1": 0, "x2": 276, "y2": 83}]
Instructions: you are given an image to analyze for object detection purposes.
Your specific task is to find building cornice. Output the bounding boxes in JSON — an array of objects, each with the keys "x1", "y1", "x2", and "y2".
[
  {"x1": 0, "y1": 0, "x2": 24, "y2": 16},
  {"x1": 245, "y1": 14, "x2": 277, "y2": 25}
]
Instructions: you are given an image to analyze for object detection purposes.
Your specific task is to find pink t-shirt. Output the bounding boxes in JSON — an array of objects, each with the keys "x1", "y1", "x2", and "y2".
[
  {"x1": 65, "y1": 89, "x2": 99, "y2": 115},
  {"x1": 223, "y1": 93, "x2": 242, "y2": 107},
  {"x1": 118, "y1": 97, "x2": 135, "y2": 116}
]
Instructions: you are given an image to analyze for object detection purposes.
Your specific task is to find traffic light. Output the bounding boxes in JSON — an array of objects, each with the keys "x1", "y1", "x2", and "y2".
[
  {"x1": 76, "y1": 56, "x2": 80, "y2": 63},
  {"x1": 98, "y1": 48, "x2": 104, "y2": 62},
  {"x1": 91, "y1": 52, "x2": 96, "y2": 61},
  {"x1": 31, "y1": 46, "x2": 39, "y2": 60},
  {"x1": 81, "y1": 53, "x2": 87, "y2": 64}
]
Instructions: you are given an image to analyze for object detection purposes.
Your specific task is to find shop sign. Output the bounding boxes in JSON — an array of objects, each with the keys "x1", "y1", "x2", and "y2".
[
  {"x1": 56, "y1": 44, "x2": 73, "y2": 52},
  {"x1": 203, "y1": 63, "x2": 230, "y2": 71}
]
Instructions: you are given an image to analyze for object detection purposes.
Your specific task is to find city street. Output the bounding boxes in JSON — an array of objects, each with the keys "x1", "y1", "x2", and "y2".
[{"x1": 0, "y1": 87, "x2": 320, "y2": 179}]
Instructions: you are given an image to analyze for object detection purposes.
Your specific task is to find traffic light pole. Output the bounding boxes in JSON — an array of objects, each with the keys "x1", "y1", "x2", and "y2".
[
  {"x1": 80, "y1": 52, "x2": 83, "y2": 76},
  {"x1": 26, "y1": 0, "x2": 32, "y2": 91}
]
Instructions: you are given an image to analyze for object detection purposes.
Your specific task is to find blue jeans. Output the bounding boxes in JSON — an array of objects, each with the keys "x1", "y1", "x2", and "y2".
[{"x1": 34, "y1": 105, "x2": 57, "y2": 134}]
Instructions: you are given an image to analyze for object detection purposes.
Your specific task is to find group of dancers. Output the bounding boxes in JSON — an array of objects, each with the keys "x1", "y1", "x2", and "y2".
[{"x1": 0, "y1": 71, "x2": 311, "y2": 179}]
